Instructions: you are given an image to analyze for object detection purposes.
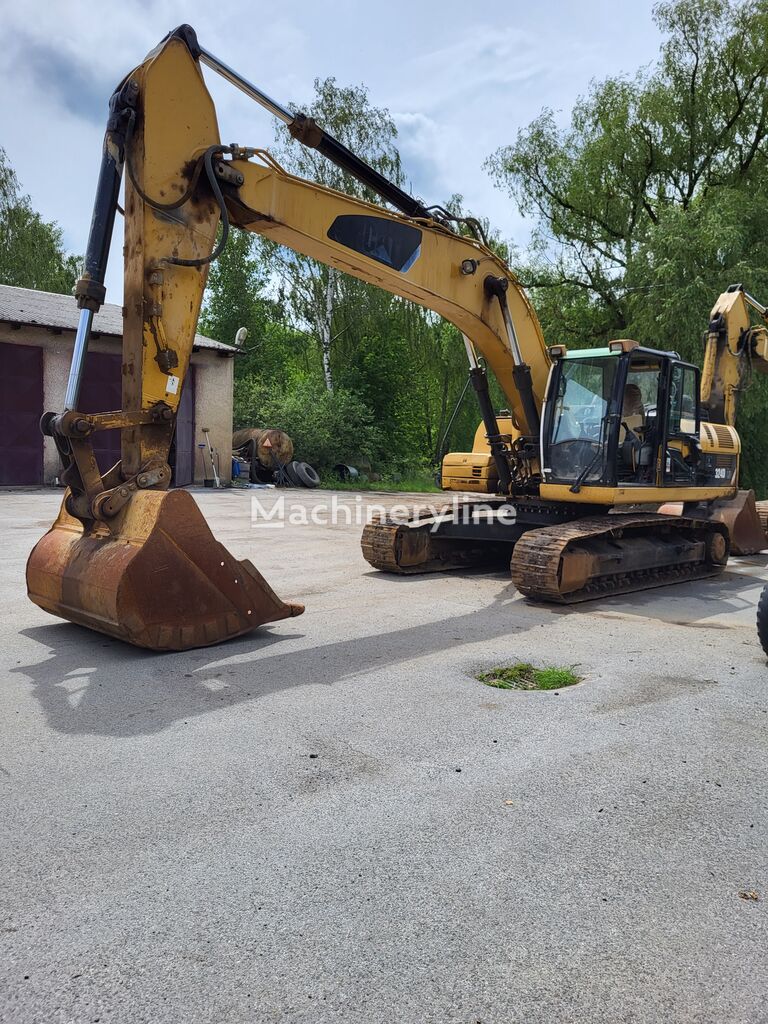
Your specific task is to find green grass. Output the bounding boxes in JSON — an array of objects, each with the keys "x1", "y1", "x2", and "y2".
[
  {"x1": 477, "y1": 662, "x2": 581, "y2": 691},
  {"x1": 318, "y1": 472, "x2": 441, "y2": 493}
]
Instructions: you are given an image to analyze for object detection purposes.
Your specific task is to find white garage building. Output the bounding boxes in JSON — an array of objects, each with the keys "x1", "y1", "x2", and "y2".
[{"x1": 0, "y1": 284, "x2": 237, "y2": 487}]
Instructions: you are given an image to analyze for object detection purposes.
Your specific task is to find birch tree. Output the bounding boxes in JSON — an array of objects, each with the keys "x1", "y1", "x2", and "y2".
[{"x1": 268, "y1": 77, "x2": 405, "y2": 391}]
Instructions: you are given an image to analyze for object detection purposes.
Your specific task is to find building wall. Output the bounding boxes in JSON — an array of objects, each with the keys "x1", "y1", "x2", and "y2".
[
  {"x1": 190, "y1": 348, "x2": 234, "y2": 484},
  {"x1": 0, "y1": 323, "x2": 234, "y2": 486}
]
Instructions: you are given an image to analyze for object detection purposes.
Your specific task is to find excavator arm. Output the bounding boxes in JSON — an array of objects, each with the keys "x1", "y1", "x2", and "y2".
[
  {"x1": 702, "y1": 285, "x2": 768, "y2": 426},
  {"x1": 26, "y1": 26, "x2": 549, "y2": 651}
]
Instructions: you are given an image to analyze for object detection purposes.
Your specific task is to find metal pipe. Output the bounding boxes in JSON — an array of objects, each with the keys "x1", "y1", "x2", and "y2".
[
  {"x1": 462, "y1": 333, "x2": 479, "y2": 369},
  {"x1": 483, "y1": 275, "x2": 523, "y2": 364},
  {"x1": 483, "y1": 276, "x2": 539, "y2": 436},
  {"x1": 197, "y1": 47, "x2": 293, "y2": 124},
  {"x1": 64, "y1": 309, "x2": 94, "y2": 410},
  {"x1": 63, "y1": 78, "x2": 137, "y2": 415},
  {"x1": 744, "y1": 291, "x2": 768, "y2": 317},
  {"x1": 498, "y1": 296, "x2": 524, "y2": 365},
  {"x1": 469, "y1": 366, "x2": 513, "y2": 493},
  {"x1": 202, "y1": 427, "x2": 221, "y2": 488}
]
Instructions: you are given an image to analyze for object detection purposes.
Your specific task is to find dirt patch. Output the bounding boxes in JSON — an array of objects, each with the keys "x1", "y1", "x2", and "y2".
[{"x1": 596, "y1": 674, "x2": 718, "y2": 713}]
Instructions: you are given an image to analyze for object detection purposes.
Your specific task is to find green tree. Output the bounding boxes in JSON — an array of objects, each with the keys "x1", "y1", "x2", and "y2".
[
  {"x1": 0, "y1": 148, "x2": 80, "y2": 293},
  {"x1": 199, "y1": 231, "x2": 312, "y2": 388},
  {"x1": 234, "y1": 374, "x2": 382, "y2": 470},
  {"x1": 487, "y1": 0, "x2": 768, "y2": 491},
  {"x1": 268, "y1": 77, "x2": 406, "y2": 391}
]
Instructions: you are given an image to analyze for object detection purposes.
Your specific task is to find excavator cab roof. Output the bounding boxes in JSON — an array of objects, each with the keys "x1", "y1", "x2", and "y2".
[
  {"x1": 563, "y1": 347, "x2": 614, "y2": 359},
  {"x1": 563, "y1": 345, "x2": 681, "y2": 361}
]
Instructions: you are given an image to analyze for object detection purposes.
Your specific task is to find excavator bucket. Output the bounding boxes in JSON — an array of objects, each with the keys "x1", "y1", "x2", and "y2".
[
  {"x1": 706, "y1": 489, "x2": 767, "y2": 556},
  {"x1": 26, "y1": 489, "x2": 304, "y2": 651}
]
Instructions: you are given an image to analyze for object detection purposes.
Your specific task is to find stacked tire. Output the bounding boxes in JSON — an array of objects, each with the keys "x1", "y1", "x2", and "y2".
[{"x1": 285, "y1": 461, "x2": 320, "y2": 488}]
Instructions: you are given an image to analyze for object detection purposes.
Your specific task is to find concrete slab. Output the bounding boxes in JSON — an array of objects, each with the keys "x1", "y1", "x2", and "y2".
[{"x1": 1, "y1": 488, "x2": 766, "y2": 1023}]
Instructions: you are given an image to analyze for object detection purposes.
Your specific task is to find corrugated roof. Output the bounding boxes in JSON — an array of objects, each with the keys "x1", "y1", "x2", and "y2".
[{"x1": 0, "y1": 283, "x2": 236, "y2": 353}]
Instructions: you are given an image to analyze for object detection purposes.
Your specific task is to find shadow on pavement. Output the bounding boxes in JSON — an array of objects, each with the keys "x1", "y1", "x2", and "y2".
[
  {"x1": 12, "y1": 586, "x2": 531, "y2": 739},
  {"x1": 14, "y1": 556, "x2": 759, "y2": 740},
  {"x1": 363, "y1": 557, "x2": 764, "y2": 626},
  {"x1": 561, "y1": 563, "x2": 765, "y2": 626}
]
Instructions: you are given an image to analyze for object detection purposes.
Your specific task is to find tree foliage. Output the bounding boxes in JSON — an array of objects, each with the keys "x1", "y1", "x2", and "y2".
[
  {"x1": 268, "y1": 78, "x2": 405, "y2": 392},
  {"x1": 200, "y1": 230, "x2": 312, "y2": 388},
  {"x1": 0, "y1": 148, "x2": 80, "y2": 293},
  {"x1": 234, "y1": 375, "x2": 382, "y2": 470},
  {"x1": 487, "y1": 0, "x2": 768, "y2": 492}
]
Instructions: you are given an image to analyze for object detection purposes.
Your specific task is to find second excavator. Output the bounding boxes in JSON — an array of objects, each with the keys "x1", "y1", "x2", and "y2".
[{"x1": 26, "y1": 26, "x2": 768, "y2": 650}]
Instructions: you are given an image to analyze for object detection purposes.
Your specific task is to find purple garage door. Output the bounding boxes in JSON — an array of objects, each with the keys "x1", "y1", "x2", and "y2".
[
  {"x1": 78, "y1": 351, "x2": 122, "y2": 475},
  {"x1": 78, "y1": 352, "x2": 195, "y2": 486},
  {"x1": 0, "y1": 342, "x2": 43, "y2": 485}
]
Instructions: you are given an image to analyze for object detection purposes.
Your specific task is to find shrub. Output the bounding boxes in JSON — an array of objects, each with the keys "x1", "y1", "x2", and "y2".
[{"x1": 234, "y1": 374, "x2": 383, "y2": 471}]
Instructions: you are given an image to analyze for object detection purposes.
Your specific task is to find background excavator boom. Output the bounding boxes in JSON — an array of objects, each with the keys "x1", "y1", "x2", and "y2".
[{"x1": 702, "y1": 285, "x2": 768, "y2": 426}]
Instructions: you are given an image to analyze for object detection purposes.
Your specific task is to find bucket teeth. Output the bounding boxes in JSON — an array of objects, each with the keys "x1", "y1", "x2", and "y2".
[{"x1": 27, "y1": 489, "x2": 303, "y2": 651}]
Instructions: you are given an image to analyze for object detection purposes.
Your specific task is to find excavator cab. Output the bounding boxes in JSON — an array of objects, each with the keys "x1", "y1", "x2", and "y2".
[{"x1": 541, "y1": 342, "x2": 737, "y2": 496}]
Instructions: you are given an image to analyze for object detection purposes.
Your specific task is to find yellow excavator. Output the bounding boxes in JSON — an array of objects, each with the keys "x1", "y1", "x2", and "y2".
[
  {"x1": 26, "y1": 26, "x2": 768, "y2": 650},
  {"x1": 373, "y1": 285, "x2": 768, "y2": 598}
]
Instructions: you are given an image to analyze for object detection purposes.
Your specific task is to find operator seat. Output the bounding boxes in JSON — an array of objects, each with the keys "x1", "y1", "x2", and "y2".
[{"x1": 620, "y1": 383, "x2": 647, "y2": 475}]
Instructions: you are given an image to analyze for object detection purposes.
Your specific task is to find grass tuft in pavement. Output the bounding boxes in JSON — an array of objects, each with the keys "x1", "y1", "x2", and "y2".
[{"x1": 477, "y1": 662, "x2": 581, "y2": 691}]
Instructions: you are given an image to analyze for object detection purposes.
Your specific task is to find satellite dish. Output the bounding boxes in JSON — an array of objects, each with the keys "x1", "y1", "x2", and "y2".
[{"x1": 235, "y1": 327, "x2": 248, "y2": 347}]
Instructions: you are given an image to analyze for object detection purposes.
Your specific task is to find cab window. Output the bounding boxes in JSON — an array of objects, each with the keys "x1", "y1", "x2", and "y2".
[
  {"x1": 668, "y1": 363, "x2": 698, "y2": 436},
  {"x1": 623, "y1": 360, "x2": 661, "y2": 420},
  {"x1": 546, "y1": 356, "x2": 618, "y2": 483},
  {"x1": 551, "y1": 358, "x2": 614, "y2": 444},
  {"x1": 617, "y1": 356, "x2": 662, "y2": 485}
]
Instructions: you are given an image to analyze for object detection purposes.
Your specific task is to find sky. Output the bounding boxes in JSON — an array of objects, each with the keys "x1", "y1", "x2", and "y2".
[{"x1": 0, "y1": 0, "x2": 664, "y2": 301}]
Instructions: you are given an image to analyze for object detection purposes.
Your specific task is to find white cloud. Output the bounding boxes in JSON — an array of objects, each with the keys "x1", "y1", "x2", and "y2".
[{"x1": 0, "y1": 0, "x2": 662, "y2": 300}]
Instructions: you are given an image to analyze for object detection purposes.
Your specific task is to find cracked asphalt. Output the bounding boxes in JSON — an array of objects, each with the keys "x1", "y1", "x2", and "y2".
[{"x1": 1, "y1": 487, "x2": 766, "y2": 1023}]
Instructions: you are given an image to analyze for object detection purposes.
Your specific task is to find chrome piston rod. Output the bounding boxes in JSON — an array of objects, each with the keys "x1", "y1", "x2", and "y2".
[
  {"x1": 64, "y1": 308, "x2": 94, "y2": 411},
  {"x1": 197, "y1": 46, "x2": 293, "y2": 124}
]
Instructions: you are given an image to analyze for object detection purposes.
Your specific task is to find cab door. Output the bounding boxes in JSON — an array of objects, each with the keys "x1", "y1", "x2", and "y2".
[{"x1": 662, "y1": 361, "x2": 700, "y2": 485}]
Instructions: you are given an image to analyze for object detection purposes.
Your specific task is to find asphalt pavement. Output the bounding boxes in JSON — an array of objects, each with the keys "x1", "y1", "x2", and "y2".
[{"x1": 1, "y1": 487, "x2": 766, "y2": 1023}]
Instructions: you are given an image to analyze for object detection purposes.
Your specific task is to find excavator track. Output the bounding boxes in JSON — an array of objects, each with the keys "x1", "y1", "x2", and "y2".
[
  {"x1": 511, "y1": 514, "x2": 730, "y2": 603},
  {"x1": 361, "y1": 502, "x2": 509, "y2": 574},
  {"x1": 360, "y1": 513, "x2": 429, "y2": 573}
]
